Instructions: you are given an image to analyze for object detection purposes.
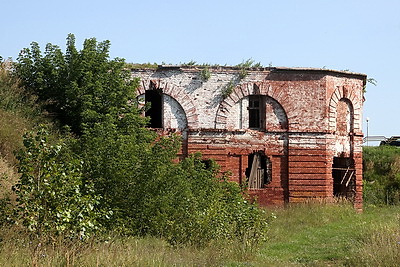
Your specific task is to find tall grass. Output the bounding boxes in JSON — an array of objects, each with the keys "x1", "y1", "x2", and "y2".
[
  {"x1": 0, "y1": 60, "x2": 40, "y2": 119},
  {"x1": 347, "y1": 205, "x2": 400, "y2": 266},
  {"x1": 0, "y1": 60, "x2": 34, "y2": 215},
  {"x1": 349, "y1": 224, "x2": 400, "y2": 266},
  {"x1": 258, "y1": 202, "x2": 400, "y2": 266},
  {"x1": 1, "y1": 203, "x2": 399, "y2": 266},
  {"x1": 0, "y1": 228, "x2": 255, "y2": 266}
]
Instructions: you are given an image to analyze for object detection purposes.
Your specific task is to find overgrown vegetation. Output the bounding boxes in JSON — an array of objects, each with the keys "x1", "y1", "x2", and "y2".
[
  {"x1": 200, "y1": 65, "x2": 211, "y2": 81},
  {"x1": 220, "y1": 58, "x2": 264, "y2": 99},
  {"x1": 0, "y1": 59, "x2": 44, "y2": 164},
  {"x1": 221, "y1": 80, "x2": 235, "y2": 99},
  {"x1": 236, "y1": 58, "x2": 263, "y2": 79},
  {"x1": 0, "y1": 203, "x2": 399, "y2": 266},
  {"x1": 0, "y1": 35, "x2": 268, "y2": 253},
  {"x1": 125, "y1": 62, "x2": 158, "y2": 69},
  {"x1": 363, "y1": 145, "x2": 400, "y2": 205},
  {"x1": 13, "y1": 128, "x2": 106, "y2": 241},
  {"x1": 1, "y1": 35, "x2": 400, "y2": 265}
]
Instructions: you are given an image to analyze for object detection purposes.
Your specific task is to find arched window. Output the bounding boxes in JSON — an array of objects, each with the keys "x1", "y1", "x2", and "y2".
[
  {"x1": 139, "y1": 90, "x2": 188, "y2": 130},
  {"x1": 145, "y1": 89, "x2": 163, "y2": 128},
  {"x1": 336, "y1": 98, "x2": 353, "y2": 135},
  {"x1": 248, "y1": 95, "x2": 266, "y2": 129}
]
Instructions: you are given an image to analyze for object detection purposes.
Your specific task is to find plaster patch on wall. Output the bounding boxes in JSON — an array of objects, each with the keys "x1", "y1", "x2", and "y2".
[{"x1": 163, "y1": 94, "x2": 188, "y2": 129}]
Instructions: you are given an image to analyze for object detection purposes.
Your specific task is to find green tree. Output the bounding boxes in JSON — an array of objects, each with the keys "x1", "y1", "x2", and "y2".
[
  {"x1": 13, "y1": 127, "x2": 107, "y2": 241},
  {"x1": 15, "y1": 34, "x2": 140, "y2": 134},
  {"x1": 13, "y1": 35, "x2": 269, "y2": 246}
]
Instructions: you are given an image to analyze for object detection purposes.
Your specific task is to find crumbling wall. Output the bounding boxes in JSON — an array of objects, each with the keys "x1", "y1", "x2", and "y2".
[{"x1": 131, "y1": 66, "x2": 366, "y2": 209}]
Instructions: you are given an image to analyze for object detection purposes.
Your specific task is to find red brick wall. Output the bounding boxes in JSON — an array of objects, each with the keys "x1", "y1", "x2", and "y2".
[{"x1": 134, "y1": 67, "x2": 366, "y2": 209}]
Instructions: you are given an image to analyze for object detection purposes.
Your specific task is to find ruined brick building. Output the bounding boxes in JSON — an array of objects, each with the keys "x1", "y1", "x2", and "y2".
[{"x1": 132, "y1": 66, "x2": 366, "y2": 209}]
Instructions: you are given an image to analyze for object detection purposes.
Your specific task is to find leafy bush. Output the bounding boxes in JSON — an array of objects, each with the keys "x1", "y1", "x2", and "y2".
[
  {"x1": 79, "y1": 117, "x2": 268, "y2": 246},
  {"x1": 363, "y1": 146, "x2": 400, "y2": 205},
  {"x1": 132, "y1": 153, "x2": 268, "y2": 246},
  {"x1": 12, "y1": 35, "x2": 269, "y2": 247},
  {"x1": 13, "y1": 128, "x2": 107, "y2": 241}
]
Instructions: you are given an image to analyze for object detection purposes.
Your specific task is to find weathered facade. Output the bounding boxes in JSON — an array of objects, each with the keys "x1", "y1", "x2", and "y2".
[{"x1": 132, "y1": 66, "x2": 366, "y2": 209}]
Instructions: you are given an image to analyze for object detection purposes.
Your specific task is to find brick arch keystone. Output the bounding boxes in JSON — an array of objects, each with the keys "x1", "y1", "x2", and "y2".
[
  {"x1": 137, "y1": 79, "x2": 199, "y2": 128},
  {"x1": 215, "y1": 81, "x2": 287, "y2": 128}
]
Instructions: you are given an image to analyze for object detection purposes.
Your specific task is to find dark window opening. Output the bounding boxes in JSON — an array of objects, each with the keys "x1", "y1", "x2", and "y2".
[
  {"x1": 332, "y1": 157, "x2": 355, "y2": 199},
  {"x1": 245, "y1": 152, "x2": 272, "y2": 189},
  {"x1": 248, "y1": 95, "x2": 265, "y2": 129},
  {"x1": 145, "y1": 89, "x2": 162, "y2": 128},
  {"x1": 201, "y1": 159, "x2": 213, "y2": 170}
]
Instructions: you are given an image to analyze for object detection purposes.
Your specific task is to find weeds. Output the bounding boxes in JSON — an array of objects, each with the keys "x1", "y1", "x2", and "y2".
[
  {"x1": 125, "y1": 62, "x2": 158, "y2": 69},
  {"x1": 221, "y1": 81, "x2": 235, "y2": 99},
  {"x1": 200, "y1": 65, "x2": 211, "y2": 81},
  {"x1": 1, "y1": 203, "x2": 399, "y2": 266},
  {"x1": 236, "y1": 58, "x2": 263, "y2": 79},
  {"x1": 0, "y1": 230, "x2": 257, "y2": 266}
]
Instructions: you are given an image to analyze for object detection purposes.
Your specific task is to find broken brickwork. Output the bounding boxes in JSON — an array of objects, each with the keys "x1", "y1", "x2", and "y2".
[{"x1": 132, "y1": 66, "x2": 366, "y2": 209}]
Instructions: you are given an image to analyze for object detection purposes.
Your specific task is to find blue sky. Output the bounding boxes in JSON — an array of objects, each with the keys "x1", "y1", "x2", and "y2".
[{"x1": 1, "y1": 0, "x2": 399, "y2": 139}]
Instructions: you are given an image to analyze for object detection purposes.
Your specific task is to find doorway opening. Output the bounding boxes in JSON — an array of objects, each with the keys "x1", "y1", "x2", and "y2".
[
  {"x1": 332, "y1": 157, "x2": 355, "y2": 199},
  {"x1": 246, "y1": 152, "x2": 272, "y2": 189}
]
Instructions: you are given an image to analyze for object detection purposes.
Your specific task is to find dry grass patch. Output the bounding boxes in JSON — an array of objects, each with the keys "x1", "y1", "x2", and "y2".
[{"x1": 0, "y1": 232, "x2": 257, "y2": 267}]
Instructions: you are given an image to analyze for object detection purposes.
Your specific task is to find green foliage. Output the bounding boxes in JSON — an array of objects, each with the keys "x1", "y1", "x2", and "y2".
[
  {"x1": 219, "y1": 59, "x2": 263, "y2": 99},
  {"x1": 0, "y1": 58, "x2": 48, "y2": 227},
  {"x1": 12, "y1": 127, "x2": 106, "y2": 240},
  {"x1": 363, "y1": 77, "x2": 377, "y2": 93},
  {"x1": 367, "y1": 77, "x2": 377, "y2": 86},
  {"x1": 183, "y1": 60, "x2": 197, "y2": 66},
  {"x1": 79, "y1": 117, "x2": 268, "y2": 246},
  {"x1": 125, "y1": 62, "x2": 158, "y2": 69},
  {"x1": 200, "y1": 65, "x2": 211, "y2": 81},
  {"x1": 12, "y1": 35, "x2": 269, "y2": 247},
  {"x1": 77, "y1": 114, "x2": 162, "y2": 227},
  {"x1": 363, "y1": 146, "x2": 400, "y2": 205},
  {"x1": 15, "y1": 34, "x2": 139, "y2": 135},
  {"x1": 221, "y1": 81, "x2": 235, "y2": 99},
  {"x1": 135, "y1": 153, "x2": 268, "y2": 246},
  {"x1": 236, "y1": 58, "x2": 262, "y2": 79},
  {"x1": 0, "y1": 185, "x2": 12, "y2": 227},
  {"x1": 2, "y1": 204, "x2": 400, "y2": 266},
  {"x1": 0, "y1": 58, "x2": 42, "y2": 122}
]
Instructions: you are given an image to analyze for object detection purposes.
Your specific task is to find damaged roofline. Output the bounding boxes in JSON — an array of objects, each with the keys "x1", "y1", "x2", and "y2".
[{"x1": 155, "y1": 64, "x2": 367, "y2": 80}]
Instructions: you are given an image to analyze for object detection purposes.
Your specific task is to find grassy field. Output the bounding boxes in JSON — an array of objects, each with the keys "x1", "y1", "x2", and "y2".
[
  {"x1": 1, "y1": 60, "x2": 399, "y2": 266},
  {"x1": 259, "y1": 202, "x2": 400, "y2": 266},
  {"x1": 0, "y1": 202, "x2": 399, "y2": 266}
]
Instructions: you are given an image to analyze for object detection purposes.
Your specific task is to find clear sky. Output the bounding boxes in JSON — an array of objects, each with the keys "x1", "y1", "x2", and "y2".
[{"x1": 1, "y1": 0, "x2": 399, "y2": 139}]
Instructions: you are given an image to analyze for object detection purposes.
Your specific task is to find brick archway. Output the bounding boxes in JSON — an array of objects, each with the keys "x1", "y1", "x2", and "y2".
[
  {"x1": 328, "y1": 85, "x2": 362, "y2": 132},
  {"x1": 137, "y1": 79, "x2": 199, "y2": 128},
  {"x1": 215, "y1": 81, "x2": 288, "y2": 129}
]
